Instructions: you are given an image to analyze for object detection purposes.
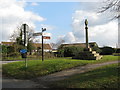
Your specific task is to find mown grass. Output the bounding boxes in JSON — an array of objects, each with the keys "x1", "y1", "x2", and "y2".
[
  {"x1": 2, "y1": 56, "x2": 23, "y2": 61},
  {"x1": 49, "y1": 63, "x2": 119, "y2": 88},
  {"x1": 2, "y1": 55, "x2": 119, "y2": 79},
  {"x1": 2, "y1": 55, "x2": 40, "y2": 61}
]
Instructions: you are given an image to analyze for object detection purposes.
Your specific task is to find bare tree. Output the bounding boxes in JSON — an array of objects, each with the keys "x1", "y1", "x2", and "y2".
[
  {"x1": 10, "y1": 24, "x2": 35, "y2": 42},
  {"x1": 10, "y1": 26, "x2": 21, "y2": 42},
  {"x1": 99, "y1": 0, "x2": 120, "y2": 19},
  {"x1": 10, "y1": 24, "x2": 36, "y2": 54}
]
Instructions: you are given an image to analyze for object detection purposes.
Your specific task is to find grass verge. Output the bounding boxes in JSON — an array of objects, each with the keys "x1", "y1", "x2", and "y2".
[
  {"x1": 49, "y1": 63, "x2": 119, "y2": 88},
  {"x1": 2, "y1": 55, "x2": 119, "y2": 79}
]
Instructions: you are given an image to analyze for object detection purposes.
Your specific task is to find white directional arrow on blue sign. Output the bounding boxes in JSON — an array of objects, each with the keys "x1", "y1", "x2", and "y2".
[{"x1": 20, "y1": 49, "x2": 27, "y2": 53}]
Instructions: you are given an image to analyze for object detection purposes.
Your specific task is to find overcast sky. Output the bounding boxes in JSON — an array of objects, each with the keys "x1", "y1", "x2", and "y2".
[{"x1": 0, "y1": 0, "x2": 118, "y2": 47}]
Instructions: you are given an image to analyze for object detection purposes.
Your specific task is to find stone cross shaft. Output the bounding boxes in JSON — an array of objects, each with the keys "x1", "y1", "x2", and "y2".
[{"x1": 85, "y1": 19, "x2": 89, "y2": 49}]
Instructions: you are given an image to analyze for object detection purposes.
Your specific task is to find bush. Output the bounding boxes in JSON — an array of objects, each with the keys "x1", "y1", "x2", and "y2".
[
  {"x1": 72, "y1": 51, "x2": 96, "y2": 60},
  {"x1": 115, "y1": 48, "x2": 120, "y2": 53},
  {"x1": 57, "y1": 49, "x2": 64, "y2": 57},
  {"x1": 8, "y1": 52, "x2": 20, "y2": 57},
  {"x1": 2, "y1": 45, "x2": 8, "y2": 54},
  {"x1": 58, "y1": 46, "x2": 84, "y2": 57},
  {"x1": 113, "y1": 53, "x2": 120, "y2": 56},
  {"x1": 64, "y1": 46, "x2": 76, "y2": 57},
  {"x1": 7, "y1": 46, "x2": 15, "y2": 54},
  {"x1": 44, "y1": 52, "x2": 55, "y2": 58},
  {"x1": 92, "y1": 46, "x2": 102, "y2": 53},
  {"x1": 100, "y1": 46, "x2": 115, "y2": 55}
]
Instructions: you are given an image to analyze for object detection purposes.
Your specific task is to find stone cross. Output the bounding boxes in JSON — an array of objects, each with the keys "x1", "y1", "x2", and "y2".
[{"x1": 85, "y1": 19, "x2": 89, "y2": 49}]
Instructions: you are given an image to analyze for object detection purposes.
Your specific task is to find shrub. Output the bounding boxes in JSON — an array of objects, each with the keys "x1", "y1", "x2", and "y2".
[
  {"x1": 72, "y1": 51, "x2": 96, "y2": 60},
  {"x1": 57, "y1": 49, "x2": 64, "y2": 57},
  {"x1": 113, "y1": 53, "x2": 120, "y2": 56},
  {"x1": 8, "y1": 52, "x2": 20, "y2": 57},
  {"x1": 2, "y1": 45, "x2": 8, "y2": 54},
  {"x1": 115, "y1": 48, "x2": 120, "y2": 53},
  {"x1": 7, "y1": 46, "x2": 15, "y2": 54},
  {"x1": 100, "y1": 46, "x2": 115, "y2": 55},
  {"x1": 57, "y1": 46, "x2": 84, "y2": 57},
  {"x1": 64, "y1": 47, "x2": 76, "y2": 57},
  {"x1": 92, "y1": 46, "x2": 102, "y2": 53}
]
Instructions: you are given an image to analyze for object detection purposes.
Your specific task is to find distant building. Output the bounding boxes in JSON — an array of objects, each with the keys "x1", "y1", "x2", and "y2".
[
  {"x1": 1, "y1": 42, "x2": 52, "y2": 52},
  {"x1": 60, "y1": 42, "x2": 98, "y2": 48},
  {"x1": 33, "y1": 43, "x2": 52, "y2": 52},
  {"x1": 1, "y1": 42, "x2": 14, "y2": 46}
]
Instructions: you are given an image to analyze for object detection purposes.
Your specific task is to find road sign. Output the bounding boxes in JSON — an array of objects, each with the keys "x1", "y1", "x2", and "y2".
[
  {"x1": 33, "y1": 32, "x2": 42, "y2": 36},
  {"x1": 20, "y1": 49, "x2": 27, "y2": 53},
  {"x1": 43, "y1": 36, "x2": 50, "y2": 39}
]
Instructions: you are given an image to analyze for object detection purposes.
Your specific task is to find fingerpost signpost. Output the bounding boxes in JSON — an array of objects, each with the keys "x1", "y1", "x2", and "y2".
[
  {"x1": 33, "y1": 28, "x2": 50, "y2": 61},
  {"x1": 20, "y1": 24, "x2": 28, "y2": 68}
]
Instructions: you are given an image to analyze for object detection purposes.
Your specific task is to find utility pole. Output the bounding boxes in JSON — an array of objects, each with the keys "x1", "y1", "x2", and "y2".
[
  {"x1": 41, "y1": 28, "x2": 46, "y2": 61},
  {"x1": 85, "y1": 19, "x2": 89, "y2": 49}
]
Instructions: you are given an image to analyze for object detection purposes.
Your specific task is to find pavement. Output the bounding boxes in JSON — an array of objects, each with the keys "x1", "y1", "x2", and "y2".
[{"x1": 1, "y1": 60, "x2": 120, "y2": 88}]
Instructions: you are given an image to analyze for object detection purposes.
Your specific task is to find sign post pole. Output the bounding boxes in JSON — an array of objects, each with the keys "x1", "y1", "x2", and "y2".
[
  {"x1": 23, "y1": 24, "x2": 28, "y2": 68},
  {"x1": 41, "y1": 28, "x2": 46, "y2": 61},
  {"x1": 32, "y1": 28, "x2": 48, "y2": 62},
  {"x1": 42, "y1": 34, "x2": 44, "y2": 61}
]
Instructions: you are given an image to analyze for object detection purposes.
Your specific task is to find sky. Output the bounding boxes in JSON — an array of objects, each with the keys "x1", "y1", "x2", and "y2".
[{"x1": 0, "y1": 0, "x2": 118, "y2": 47}]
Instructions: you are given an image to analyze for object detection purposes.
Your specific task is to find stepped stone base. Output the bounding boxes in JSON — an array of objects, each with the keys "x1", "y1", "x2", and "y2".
[{"x1": 72, "y1": 48, "x2": 102, "y2": 60}]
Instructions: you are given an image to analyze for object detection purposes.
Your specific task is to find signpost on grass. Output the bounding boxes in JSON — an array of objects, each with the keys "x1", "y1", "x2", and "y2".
[
  {"x1": 33, "y1": 28, "x2": 51, "y2": 61},
  {"x1": 41, "y1": 28, "x2": 46, "y2": 61},
  {"x1": 20, "y1": 24, "x2": 28, "y2": 68}
]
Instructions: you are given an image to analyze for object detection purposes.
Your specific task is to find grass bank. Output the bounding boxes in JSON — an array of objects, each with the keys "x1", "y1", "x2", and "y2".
[
  {"x1": 2, "y1": 55, "x2": 119, "y2": 79},
  {"x1": 49, "y1": 63, "x2": 119, "y2": 88}
]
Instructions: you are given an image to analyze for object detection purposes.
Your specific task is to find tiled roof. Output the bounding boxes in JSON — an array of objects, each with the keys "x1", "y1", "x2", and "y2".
[
  {"x1": 1, "y1": 42, "x2": 52, "y2": 50},
  {"x1": 1, "y1": 42, "x2": 14, "y2": 45},
  {"x1": 33, "y1": 43, "x2": 52, "y2": 50},
  {"x1": 61, "y1": 42, "x2": 97, "y2": 48}
]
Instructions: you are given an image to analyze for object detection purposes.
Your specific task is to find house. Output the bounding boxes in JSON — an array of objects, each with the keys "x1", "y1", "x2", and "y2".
[
  {"x1": 1, "y1": 42, "x2": 52, "y2": 52},
  {"x1": 1, "y1": 42, "x2": 14, "y2": 46},
  {"x1": 33, "y1": 43, "x2": 52, "y2": 52},
  {"x1": 60, "y1": 42, "x2": 98, "y2": 48}
]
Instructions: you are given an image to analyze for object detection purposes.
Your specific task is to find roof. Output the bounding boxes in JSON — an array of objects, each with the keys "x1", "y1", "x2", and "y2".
[
  {"x1": 33, "y1": 43, "x2": 52, "y2": 50},
  {"x1": 1, "y1": 42, "x2": 14, "y2": 45},
  {"x1": 1, "y1": 42, "x2": 52, "y2": 50},
  {"x1": 61, "y1": 42, "x2": 98, "y2": 48}
]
